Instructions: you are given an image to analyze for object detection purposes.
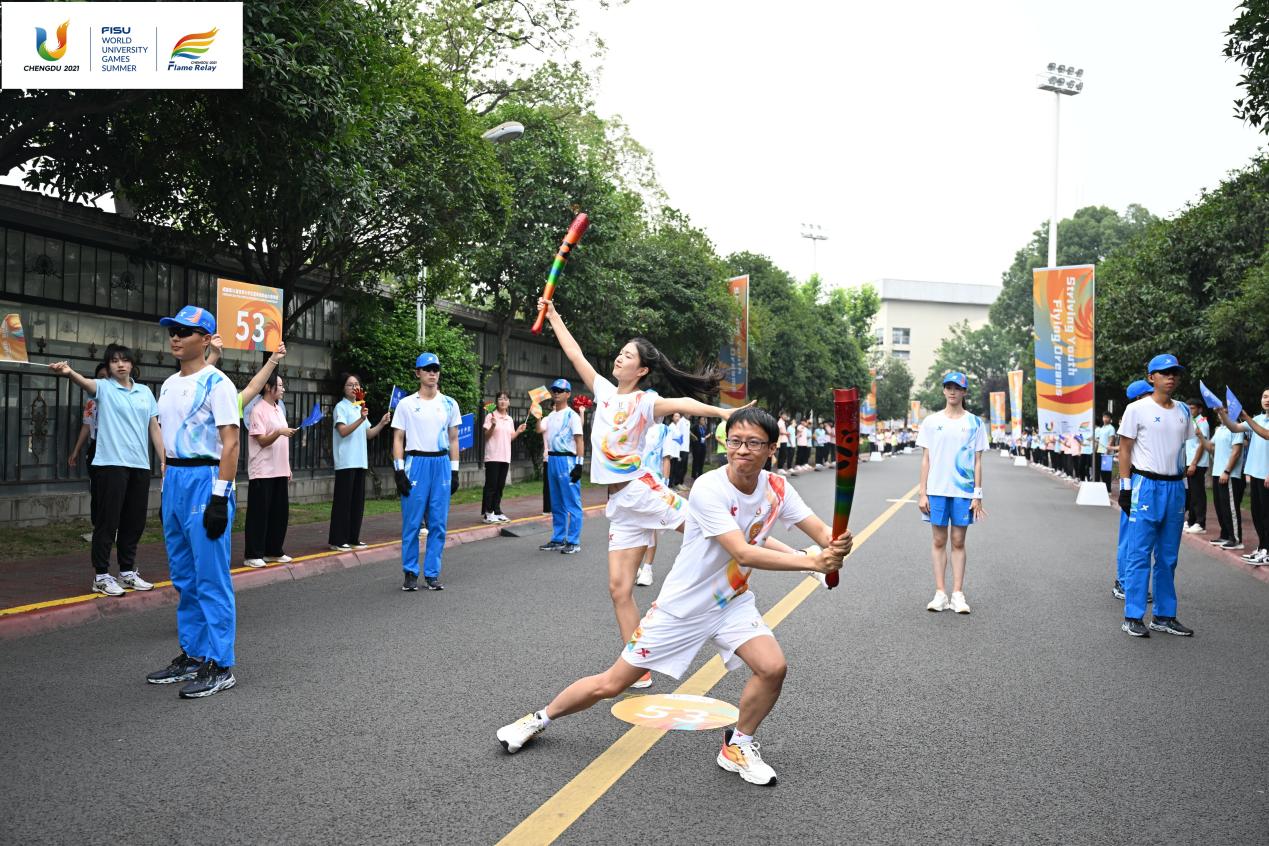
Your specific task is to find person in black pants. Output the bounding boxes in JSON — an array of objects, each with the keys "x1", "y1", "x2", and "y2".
[
  {"x1": 52, "y1": 348, "x2": 162, "y2": 597},
  {"x1": 243, "y1": 373, "x2": 296, "y2": 567},
  {"x1": 689, "y1": 416, "x2": 708, "y2": 480},
  {"x1": 481, "y1": 391, "x2": 527, "y2": 523},
  {"x1": 68, "y1": 361, "x2": 110, "y2": 533},
  {"x1": 329, "y1": 372, "x2": 391, "y2": 549}
]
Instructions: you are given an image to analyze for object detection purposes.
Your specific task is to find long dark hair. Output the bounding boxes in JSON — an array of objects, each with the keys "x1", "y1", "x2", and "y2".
[{"x1": 630, "y1": 337, "x2": 719, "y2": 402}]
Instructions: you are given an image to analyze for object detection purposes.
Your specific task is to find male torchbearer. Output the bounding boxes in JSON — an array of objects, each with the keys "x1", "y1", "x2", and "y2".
[
  {"x1": 392, "y1": 352, "x2": 462, "y2": 592},
  {"x1": 537, "y1": 378, "x2": 585, "y2": 555},
  {"x1": 145, "y1": 306, "x2": 241, "y2": 698}
]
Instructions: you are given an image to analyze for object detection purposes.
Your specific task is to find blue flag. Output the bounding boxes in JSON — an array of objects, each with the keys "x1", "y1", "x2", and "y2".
[
  {"x1": 1225, "y1": 387, "x2": 1243, "y2": 422},
  {"x1": 300, "y1": 402, "x2": 324, "y2": 429},
  {"x1": 1198, "y1": 380, "x2": 1222, "y2": 410},
  {"x1": 458, "y1": 413, "x2": 475, "y2": 450},
  {"x1": 389, "y1": 385, "x2": 408, "y2": 411}
]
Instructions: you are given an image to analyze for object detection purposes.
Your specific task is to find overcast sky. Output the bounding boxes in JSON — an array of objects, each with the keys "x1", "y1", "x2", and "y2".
[{"x1": 583, "y1": 0, "x2": 1265, "y2": 289}]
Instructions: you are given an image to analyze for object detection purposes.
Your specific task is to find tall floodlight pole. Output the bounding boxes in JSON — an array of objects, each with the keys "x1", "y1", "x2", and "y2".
[
  {"x1": 1037, "y1": 64, "x2": 1085, "y2": 267},
  {"x1": 800, "y1": 223, "x2": 828, "y2": 276}
]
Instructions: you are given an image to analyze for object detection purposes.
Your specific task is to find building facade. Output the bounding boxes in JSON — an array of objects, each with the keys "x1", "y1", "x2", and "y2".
[{"x1": 867, "y1": 278, "x2": 1001, "y2": 384}]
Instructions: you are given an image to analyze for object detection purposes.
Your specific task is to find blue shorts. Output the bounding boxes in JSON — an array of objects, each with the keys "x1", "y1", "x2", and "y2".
[{"x1": 924, "y1": 494, "x2": 973, "y2": 527}]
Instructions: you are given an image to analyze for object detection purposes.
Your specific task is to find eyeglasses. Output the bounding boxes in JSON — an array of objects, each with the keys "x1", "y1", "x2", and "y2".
[
  {"x1": 167, "y1": 326, "x2": 205, "y2": 339},
  {"x1": 725, "y1": 438, "x2": 770, "y2": 451}
]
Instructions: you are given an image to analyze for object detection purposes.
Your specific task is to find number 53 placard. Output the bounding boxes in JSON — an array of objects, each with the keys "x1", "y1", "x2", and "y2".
[{"x1": 216, "y1": 279, "x2": 284, "y2": 352}]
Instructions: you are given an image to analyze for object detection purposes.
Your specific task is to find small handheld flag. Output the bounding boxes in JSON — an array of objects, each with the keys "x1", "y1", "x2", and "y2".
[
  {"x1": 1198, "y1": 380, "x2": 1222, "y2": 410},
  {"x1": 528, "y1": 385, "x2": 551, "y2": 407},
  {"x1": 389, "y1": 386, "x2": 408, "y2": 411},
  {"x1": 1225, "y1": 387, "x2": 1244, "y2": 422},
  {"x1": 300, "y1": 403, "x2": 324, "y2": 429},
  {"x1": 0, "y1": 314, "x2": 49, "y2": 366}
]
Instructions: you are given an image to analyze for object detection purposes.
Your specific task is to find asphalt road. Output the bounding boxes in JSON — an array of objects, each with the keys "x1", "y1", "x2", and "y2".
[{"x1": 2, "y1": 453, "x2": 1267, "y2": 845}]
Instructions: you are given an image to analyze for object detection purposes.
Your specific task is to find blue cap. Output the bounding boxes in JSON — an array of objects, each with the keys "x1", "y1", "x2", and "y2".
[
  {"x1": 549, "y1": 378, "x2": 572, "y2": 392},
  {"x1": 1126, "y1": 379, "x2": 1151, "y2": 400},
  {"x1": 159, "y1": 305, "x2": 216, "y2": 334},
  {"x1": 941, "y1": 371, "x2": 969, "y2": 390},
  {"x1": 1147, "y1": 353, "x2": 1184, "y2": 374},
  {"x1": 415, "y1": 352, "x2": 440, "y2": 369}
]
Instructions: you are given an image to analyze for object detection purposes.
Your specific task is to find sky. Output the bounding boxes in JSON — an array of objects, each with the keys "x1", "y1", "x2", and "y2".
[{"x1": 581, "y1": 0, "x2": 1265, "y2": 290}]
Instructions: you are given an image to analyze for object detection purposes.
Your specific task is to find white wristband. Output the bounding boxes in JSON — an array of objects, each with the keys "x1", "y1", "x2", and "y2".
[
  {"x1": 212, "y1": 479, "x2": 230, "y2": 497},
  {"x1": 393, "y1": 459, "x2": 404, "y2": 471},
  {"x1": 972, "y1": 487, "x2": 983, "y2": 500},
  {"x1": 1120, "y1": 478, "x2": 1131, "y2": 491},
  {"x1": 575, "y1": 456, "x2": 584, "y2": 467},
  {"x1": 450, "y1": 460, "x2": 460, "y2": 472}
]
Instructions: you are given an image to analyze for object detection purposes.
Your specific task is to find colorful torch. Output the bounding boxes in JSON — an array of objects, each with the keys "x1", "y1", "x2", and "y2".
[
  {"x1": 828, "y1": 387, "x2": 860, "y2": 590},
  {"x1": 531, "y1": 213, "x2": 590, "y2": 335}
]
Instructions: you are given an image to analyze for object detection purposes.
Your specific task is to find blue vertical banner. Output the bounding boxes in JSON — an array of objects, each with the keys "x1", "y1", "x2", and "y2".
[{"x1": 458, "y1": 413, "x2": 475, "y2": 450}]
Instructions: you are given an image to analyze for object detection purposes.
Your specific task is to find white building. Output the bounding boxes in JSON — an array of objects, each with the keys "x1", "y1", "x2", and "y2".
[{"x1": 867, "y1": 279, "x2": 1001, "y2": 384}]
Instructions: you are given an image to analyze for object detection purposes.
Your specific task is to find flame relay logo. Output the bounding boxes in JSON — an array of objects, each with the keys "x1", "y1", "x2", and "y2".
[{"x1": 168, "y1": 28, "x2": 218, "y2": 71}]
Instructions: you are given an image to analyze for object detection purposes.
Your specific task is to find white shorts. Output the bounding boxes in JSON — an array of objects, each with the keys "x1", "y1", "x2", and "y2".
[
  {"x1": 606, "y1": 473, "x2": 686, "y2": 551},
  {"x1": 620, "y1": 593, "x2": 773, "y2": 679}
]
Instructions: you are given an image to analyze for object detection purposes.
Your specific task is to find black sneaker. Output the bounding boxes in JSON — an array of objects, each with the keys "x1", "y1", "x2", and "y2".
[
  {"x1": 1112, "y1": 580, "x2": 1125, "y2": 600},
  {"x1": 425, "y1": 577, "x2": 445, "y2": 591},
  {"x1": 1209, "y1": 537, "x2": 1231, "y2": 546},
  {"x1": 1148, "y1": 616, "x2": 1194, "y2": 637},
  {"x1": 178, "y1": 660, "x2": 236, "y2": 699},
  {"x1": 146, "y1": 652, "x2": 202, "y2": 684},
  {"x1": 1121, "y1": 618, "x2": 1150, "y2": 637},
  {"x1": 560, "y1": 544, "x2": 581, "y2": 555},
  {"x1": 539, "y1": 541, "x2": 566, "y2": 551},
  {"x1": 402, "y1": 573, "x2": 419, "y2": 591}
]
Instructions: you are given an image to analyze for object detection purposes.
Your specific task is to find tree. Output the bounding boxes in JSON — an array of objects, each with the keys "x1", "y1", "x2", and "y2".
[
  {"x1": 874, "y1": 358, "x2": 914, "y2": 421},
  {"x1": 23, "y1": 0, "x2": 508, "y2": 335},
  {"x1": 1226, "y1": 0, "x2": 1269, "y2": 132},
  {"x1": 0, "y1": 90, "x2": 147, "y2": 177}
]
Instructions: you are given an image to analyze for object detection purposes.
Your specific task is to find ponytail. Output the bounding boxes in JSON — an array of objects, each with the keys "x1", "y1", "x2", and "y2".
[{"x1": 630, "y1": 337, "x2": 720, "y2": 402}]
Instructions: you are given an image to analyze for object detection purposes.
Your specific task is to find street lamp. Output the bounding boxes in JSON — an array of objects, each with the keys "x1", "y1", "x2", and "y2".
[
  {"x1": 800, "y1": 222, "x2": 828, "y2": 276},
  {"x1": 417, "y1": 122, "x2": 527, "y2": 343},
  {"x1": 1036, "y1": 63, "x2": 1085, "y2": 267}
]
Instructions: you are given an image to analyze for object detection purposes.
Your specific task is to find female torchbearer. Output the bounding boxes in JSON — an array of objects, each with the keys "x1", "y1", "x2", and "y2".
[{"x1": 536, "y1": 297, "x2": 741, "y2": 689}]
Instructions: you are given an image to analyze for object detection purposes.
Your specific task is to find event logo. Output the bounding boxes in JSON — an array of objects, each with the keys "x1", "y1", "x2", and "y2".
[
  {"x1": 168, "y1": 28, "x2": 218, "y2": 70},
  {"x1": 35, "y1": 20, "x2": 70, "y2": 61}
]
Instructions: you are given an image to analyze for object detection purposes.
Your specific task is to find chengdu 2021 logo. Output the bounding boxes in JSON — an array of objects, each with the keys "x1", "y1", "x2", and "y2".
[
  {"x1": 168, "y1": 28, "x2": 218, "y2": 71},
  {"x1": 36, "y1": 19, "x2": 69, "y2": 61}
]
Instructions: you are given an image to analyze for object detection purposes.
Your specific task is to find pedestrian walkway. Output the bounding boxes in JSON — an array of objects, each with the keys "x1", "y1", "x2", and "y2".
[{"x1": 0, "y1": 484, "x2": 610, "y2": 625}]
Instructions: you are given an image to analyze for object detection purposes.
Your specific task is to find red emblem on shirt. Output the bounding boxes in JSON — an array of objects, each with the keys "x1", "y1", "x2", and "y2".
[{"x1": 635, "y1": 648, "x2": 651, "y2": 657}]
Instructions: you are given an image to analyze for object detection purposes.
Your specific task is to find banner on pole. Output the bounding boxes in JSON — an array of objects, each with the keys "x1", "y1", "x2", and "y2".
[
  {"x1": 860, "y1": 368, "x2": 877, "y2": 434},
  {"x1": 989, "y1": 391, "x2": 1007, "y2": 442},
  {"x1": 216, "y1": 279, "x2": 283, "y2": 352},
  {"x1": 718, "y1": 275, "x2": 750, "y2": 409},
  {"x1": 909, "y1": 400, "x2": 922, "y2": 427},
  {"x1": 1033, "y1": 265, "x2": 1095, "y2": 437},
  {"x1": 1007, "y1": 369, "x2": 1024, "y2": 440},
  {"x1": 1, "y1": 314, "x2": 30, "y2": 362}
]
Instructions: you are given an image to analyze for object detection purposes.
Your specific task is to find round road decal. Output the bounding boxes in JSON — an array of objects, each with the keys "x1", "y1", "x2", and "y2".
[{"x1": 611, "y1": 693, "x2": 739, "y2": 731}]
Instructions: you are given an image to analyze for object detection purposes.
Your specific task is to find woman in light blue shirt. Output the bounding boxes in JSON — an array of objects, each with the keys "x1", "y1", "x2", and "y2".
[
  {"x1": 51, "y1": 344, "x2": 163, "y2": 597},
  {"x1": 1209, "y1": 419, "x2": 1246, "y2": 550},
  {"x1": 328, "y1": 372, "x2": 391, "y2": 551},
  {"x1": 1217, "y1": 388, "x2": 1269, "y2": 563}
]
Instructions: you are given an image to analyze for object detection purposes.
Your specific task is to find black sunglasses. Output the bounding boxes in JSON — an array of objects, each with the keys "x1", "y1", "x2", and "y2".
[
  {"x1": 549, "y1": 388, "x2": 568, "y2": 393},
  {"x1": 419, "y1": 365, "x2": 440, "y2": 373},
  {"x1": 168, "y1": 326, "x2": 206, "y2": 339}
]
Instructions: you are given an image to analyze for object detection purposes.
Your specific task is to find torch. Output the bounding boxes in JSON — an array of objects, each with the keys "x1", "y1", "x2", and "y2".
[
  {"x1": 531, "y1": 213, "x2": 590, "y2": 334},
  {"x1": 827, "y1": 388, "x2": 860, "y2": 589}
]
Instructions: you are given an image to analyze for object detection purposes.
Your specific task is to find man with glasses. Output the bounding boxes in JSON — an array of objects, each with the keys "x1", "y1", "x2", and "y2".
[
  {"x1": 498, "y1": 407, "x2": 851, "y2": 786},
  {"x1": 392, "y1": 352, "x2": 461, "y2": 591},
  {"x1": 146, "y1": 305, "x2": 241, "y2": 699},
  {"x1": 537, "y1": 378, "x2": 585, "y2": 555}
]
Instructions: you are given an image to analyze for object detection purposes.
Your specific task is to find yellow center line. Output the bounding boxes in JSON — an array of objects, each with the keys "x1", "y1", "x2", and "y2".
[
  {"x1": 0, "y1": 505, "x2": 606, "y2": 618},
  {"x1": 496, "y1": 483, "x2": 921, "y2": 846}
]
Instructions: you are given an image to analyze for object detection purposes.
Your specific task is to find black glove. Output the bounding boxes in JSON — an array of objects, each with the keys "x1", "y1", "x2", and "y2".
[
  {"x1": 395, "y1": 469, "x2": 411, "y2": 497},
  {"x1": 203, "y1": 494, "x2": 229, "y2": 540},
  {"x1": 1118, "y1": 488, "x2": 1132, "y2": 513},
  {"x1": 451, "y1": 470, "x2": 460, "y2": 492},
  {"x1": 570, "y1": 463, "x2": 583, "y2": 483}
]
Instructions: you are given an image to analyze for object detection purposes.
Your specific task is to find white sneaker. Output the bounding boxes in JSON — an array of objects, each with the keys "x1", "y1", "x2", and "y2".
[
  {"x1": 926, "y1": 590, "x2": 950, "y2": 612},
  {"x1": 243, "y1": 558, "x2": 267, "y2": 568},
  {"x1": 630, "y1": 671, "x2": 653, "y2": 689},
  {"x1": 92, "y1": 574, "x2": 125, "y2": 597},
  {"x1": 717, "y1": 730, "x2": 777, "y2": 785},
  {"x1": 497, "y1": 712, "x2": 548, "y2": 754},
  {"x1": 118, "y1": 571, "x2": 153, "y2": 591},
  {"x1": 1241, "y1": 549, "x2": 1266, "y2": 562},
  {"x1": 353, "y1": 542, "x2": 369, "y2": 550},
  {"x1": 419, "y1": 526, "x2": 429, "y2": 537},
  {"x1": 264, "y1": 554, "x2": 293, "y2": 563},
  {"x1": 1184, "y1": 524, "x2": 1205, "y2": 534},
  {"x1": 635, "y1": 564, "x2": 653, "y2": 586},
  {"x1": 494, "y1": 513, "x2": 510, "y2": 523},
  {"x1": 329, "y1": 544, "x2": 352, "y2": 552},
  {"x1": 81, "y1": 532, "x2": 94, "y2": 543},
  {"x1": 949, "y1": 591, "x2": 972, "y2": 614},
  {"x1": 482, "y1": 513, "x2": 498, "y2": 524}
]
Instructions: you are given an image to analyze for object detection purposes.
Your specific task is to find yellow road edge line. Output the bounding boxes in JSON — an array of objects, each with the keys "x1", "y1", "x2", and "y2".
[
  {"x1": 496, "y1": 483, "x2": 921, "y2": 846},
  {"x1": 1, "y1": 506, "x2": 607, "y2": 618}
]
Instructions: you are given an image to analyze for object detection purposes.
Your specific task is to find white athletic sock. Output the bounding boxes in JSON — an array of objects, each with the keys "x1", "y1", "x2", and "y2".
[
  {"x1": 730, "y1": 729, "x2": 753, "y2": 746},
  {"x1": 535, "y1": 709, "x2": 552, "y2": 725}
]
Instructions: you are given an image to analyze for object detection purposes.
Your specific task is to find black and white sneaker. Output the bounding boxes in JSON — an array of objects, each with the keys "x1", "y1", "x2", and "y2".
[
  {"x1": 425, "y1": 577, "x2": 445, "y2": 591},
  {"x1": 146, "y1": 652, "x2": 202, "y2": 684},
  {"x1": 1112, "y1": 580, "x2": 1125, "y2": 600},
  {"x1": 1219, "y1": 540, "x2": 1245, "y2": 551},
  {"x1": 1121, "y1": 618, "x2": 1150, "y2": 638},
  {"x1": 560, "y1": 544, "x2": 581, "y2": 555},
  {"x1": 402, "y1": 573, "x2": 419, "y2": 591},
  {"x1": 538, "y1": 541, "x2": 565, "y2": 551},
  {"x1": 178, "y1": 660, "x2": 236, "y2": 699},
  {"x1": 1148, "y1": 616, "x2": 1194, "y2": 637},
  {"x1": 1209, "y1": 537, "x2": 1231, "y2": 546}
]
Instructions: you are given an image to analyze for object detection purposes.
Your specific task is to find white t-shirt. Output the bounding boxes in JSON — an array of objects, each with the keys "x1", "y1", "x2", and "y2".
[
  {"x1": 656, "y1": 468, "x2": 813, "y2": 618},
  {"x1": 677, "y1": 416, "x2": 691, "y2": 457},
  {"x1": 642, "y1": 422, "x2": 671, "y2": 479},
  {"x1": 1119, "y1": 396, "x2": 1192, "y2": 476},
  {"x1": 391, "y1": 391, "x2": 461, "y2": 453},
  {"x1": 544, "y1": 407, "x2": 583, "y2": 455},
  {"x1": 590, "y1": 376, "x2": 658, "y2": 483},
  {"x1": 916, "y1": 409, "x2": 989, "y2": 498},
  {"x1": 157, "y1": 366, "x2": 239, "y2": 460}
]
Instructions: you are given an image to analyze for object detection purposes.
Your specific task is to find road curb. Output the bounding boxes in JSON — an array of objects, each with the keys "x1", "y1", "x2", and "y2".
[{"x1": 0, "y1": 506, "x2": 604, "y2": 641}]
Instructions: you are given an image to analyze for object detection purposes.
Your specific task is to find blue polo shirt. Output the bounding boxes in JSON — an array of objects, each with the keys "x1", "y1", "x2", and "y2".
[
  {"x1": 1210, "y1": 425, "x2": 1245, "y2": 480},
  {"x1": 91, "y1": 377, "x2": 158, "y2": 469},
  {"x1": 333, "y1": 398, "x2": 368, "y2": 470},
  {"x1": 1244, "y1": 414, "x2": 1269, "y2": 480}
]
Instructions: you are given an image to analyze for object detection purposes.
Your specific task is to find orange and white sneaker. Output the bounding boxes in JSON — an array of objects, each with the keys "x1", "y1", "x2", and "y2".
[
  {"x1": 717, "y1": 729, "x2": 777, "y2": 785},
  {"x1": 629, "y1": 671, "x2": 653, "y2": 689}
]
